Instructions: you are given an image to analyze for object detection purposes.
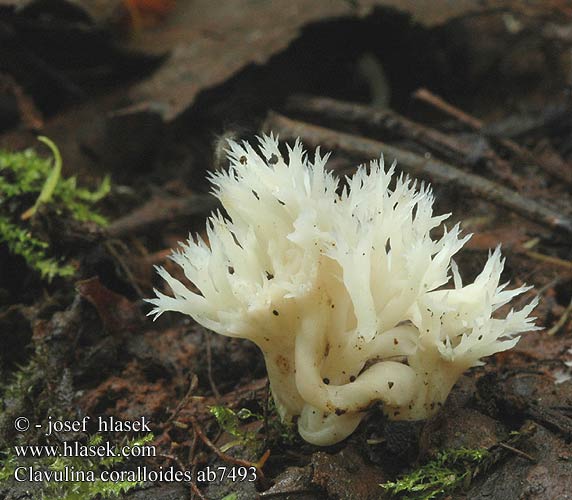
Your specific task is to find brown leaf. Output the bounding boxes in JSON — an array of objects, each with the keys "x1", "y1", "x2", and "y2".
[{"x1": 76, "y1": 276, "x2": 142, "y2": 334}]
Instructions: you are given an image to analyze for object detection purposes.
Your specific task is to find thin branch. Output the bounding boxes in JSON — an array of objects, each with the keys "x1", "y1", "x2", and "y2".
[
  {"x1": 205, "y1": 333, "x2": 221, "y2": 400},
  {"x1": 104, "y1": 240, "x2": 145, "y2": 297},
  {"x1": 263, "y1": 378, "x2": 271, "y2": 447},
  {"x1": 263, "y1": 112, "x2": 572, "y2": 236},
  {"x1": 547, "y1": 296, "x2": 572, "y2": 336},
  {"x1": 106, "y1": 194, "x2": 218, "y2": 238},
  {"x1": 190, "y1": 416, "x2": 270, "y2": 480},
  {"x1": 497, "y1": 442, "x2": 536, "y2": 462},
  {"x1": 165, "y1": 374, "x2": 199, "y2": 427},
  {"x1": 413, "y1": 87, "x2": 484, "y2": 129},
  {"x1": 413, "y1": 87, "x2": 572, "y2": 186},
  {"x1": 523, "y1": 250, "x2": 572, "y2": 273},
  {"x1": 161, "y1": 452, "x2": 207, "y2": 500},
  {"x1": 286, "y1": 94, "x2": 516, "y2": 185},
  {"x1": 188, "y1": 427, "x2": 201, "y2": 500},
  {"x1": 0, "y1": 73, "x2": 44, "y2": 130}
]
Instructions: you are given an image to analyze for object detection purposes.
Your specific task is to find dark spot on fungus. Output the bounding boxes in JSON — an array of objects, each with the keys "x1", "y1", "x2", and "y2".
[
  {"x1": 335, "y1": 408, "x2": 346, "y2": 416},
  {"x1": 478, "y1": 335, "x2": 483, "y2": 340},
  {"x1": 266, "y1": 271, "x2": 274, "y2": 280},
  {"x1": 388, "y1": 381, "x2": 394, "y2": 389},
  {"x1": 239, "y1": 155, "x2": 247, "y2": 164},
  {"x1": 268, "y1": 153, "x2": 279, "y2": 165},
  {"x1": 349, "y1": 375, "x2": 356, "y2": 382},
  {"x1": 276, "y1": 355, "x2": 289, "y2": 374},
  {"x1": 228, "y1": 266, "x2": 235, "y2": 275},
  {"x1": 252, "y1": 190, "x2": 259, "y2": 200},
  {"x1": 331, "y1": 304, "x2": 335, "y2": 309},
  {"x1": 323, "y1": 378, "x2": 330, "y2": 385},
  {"x1": 393, "y1": 338, "x2": 399, "y2": 345},
  {"x1": 272, "y1": 310, "x2": 279, "y2": 316},
  {"x1": 324, "y1": 343, "x2": 330, "y2": 357},
  {"x1": 277, "y1": 199, "x2": 285, "y2": 206}
]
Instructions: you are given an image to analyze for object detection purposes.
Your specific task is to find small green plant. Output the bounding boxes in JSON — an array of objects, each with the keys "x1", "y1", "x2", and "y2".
[
  {"x1": 209, "y1": 406, "x2": 260, "y2": 452},
  {"x1": 0, "y1": 137, "x2": 110, "y2": 280},
  {"x1": 0, "y1": 433, "x2": 153, "y2": 500},
  {"x1": 209, "y1": 400, "x2": 298, "y2": 452},
  {"x1": 380, "y1": 447, "x2": 489, "y2": 500}
]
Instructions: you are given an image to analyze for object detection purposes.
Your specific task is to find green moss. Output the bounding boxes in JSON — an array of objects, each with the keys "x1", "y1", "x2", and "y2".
[
  {"x1": 0, "y1": 215, "x2": 75, "y2": 280},
  {"x1": 209, "y1": 406, "x2": 260, "y2": 452},
  {"x1": 209, "y1": 400, "x2": 297, "y2": 453},
  {"x1": 380, "y1": 448, "x2": 489, "y2": 500},
  {"x1": 0, "y1": 137, "x2": 110, "y2": 281}
]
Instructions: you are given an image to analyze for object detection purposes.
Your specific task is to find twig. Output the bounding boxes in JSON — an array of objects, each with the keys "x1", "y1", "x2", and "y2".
[
  {"x1": 205, "y1": 333, "x2": 221, "y2": 400},
  {"x1": 260, "y1": 488, "x2": 322, "y2": 498},
  {"x1": 263, "y1": 112, "x2": 572, "y2": 236},
  {"x1": 0, "y1": 73, "x2": 44, "y2": 130},
  {"x1": 189, "y1": 429, "x2": 201, "y2": 500},
  {"x1": 190, "y1": 416, "x2": 270, "y2": 480},
  {"x1": 165, "y1": 374, "x2": 199, "y2": 427},
  {"x1": 547, "y1": 296, "x2": 572, "y2": 336},
  {"x1": 523, "y1": 250, "x2": 572, "y2": 273},
  {"x1": 525, "y1": 404, "x2": 572, "y2": 441},
  {"x1": 161, "y1": 453, "x2": 206, "y2": 500},
  {"x1": 104, "y1": 240, "x2": 145, "y2": 297},
  {"x1": 413, "y1": 88, "x2": 484, "y2": 129},
  {"x1": 497, "y1": 442, "x2": 536, "y2": 462},
  {"x1": 413, "y1": 87, "x2": 572, "y2": 187},
  {"x1": 475, "y1": 421, "x2": 538, "y2": 477},
  {"x1": 263, "y1": 378, "x2": 270, "y2": 446},
  {"x1": 106, "y1": 194, "x2": 218, "y2": 238},
  {"x1": 286, "y1": 94, "x2": 515, "y2": 185},
  {"x1": 189, "y1": 482, "x2": 207, "y2": 500}
]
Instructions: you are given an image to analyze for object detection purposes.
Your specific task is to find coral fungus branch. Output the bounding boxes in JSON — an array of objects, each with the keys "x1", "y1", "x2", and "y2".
[{"x1": 149, "y1": 134, "x2": 539, "y2": 445}]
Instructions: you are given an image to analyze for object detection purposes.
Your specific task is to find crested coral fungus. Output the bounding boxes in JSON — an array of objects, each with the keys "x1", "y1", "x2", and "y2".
[{"x1": 147, "y1": 135, "x2": 539, "y2": 446}]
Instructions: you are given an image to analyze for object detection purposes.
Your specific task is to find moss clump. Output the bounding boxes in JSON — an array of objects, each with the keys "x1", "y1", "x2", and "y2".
[
  {"x1": 0, "y1": 137, "x2": 110, "y2": 281},
  {"x1": 380, "y1": 447, "x2": 489, "y2": 500},
  {"x1": 209, "y1": 400, "x2": 297, "y2": 453},
  {"x1": 209, "y1": 406, "x2": 261, "y2": 452}
]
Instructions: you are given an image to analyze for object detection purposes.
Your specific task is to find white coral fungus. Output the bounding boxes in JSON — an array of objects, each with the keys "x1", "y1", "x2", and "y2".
[{"x1": 148, "y1": 135, "x2": 539, "y2": 446}]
